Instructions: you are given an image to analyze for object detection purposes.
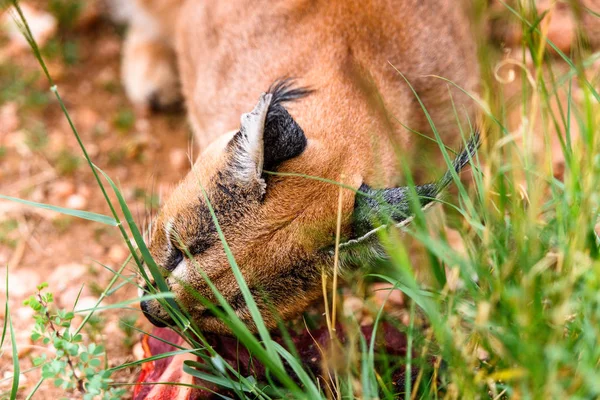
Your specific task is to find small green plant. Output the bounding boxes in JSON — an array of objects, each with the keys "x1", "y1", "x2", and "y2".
[
  {"x1": 54, "y1": 149, "x2": 81, "y2": 176},
  {"x1": 48, "y1": 0, "x2": 82, "y2": 31},
  {"x1": 62, "y1": 39, "x2": 79, "y2": 65},
  {"x1": 102, "y1": 79, "x2": 120, "y2": 94},
  {"x1": 83, "y1": 313, "x2": 105, "y2": 342},
  {"x1": 41, "y1": 37, "x2": 62, "y2": 60},
  {"x1": 133, "y1": 188, "x2": 160, "y2": 210},
  {"x1": 0, "y1": 219, "x2": 19, "y2": 248},
  {"x1": 113, "y1": 109, "x2": 135, "y2": 132},
  {"x1": 106, "y1": 148, "x2": 127, "y2": 166},
  {"x1": 24, "y1": 124, "x2": 48, "y2": 151},
  {"x1": 118, "y1": 315, "x2": 138, "y2": 349},
  {"x1": 0, "y1": 62, "x2": 50, "y2": 108},
  {"x1": 42, "y1": 38, "x2": 80, "y2": 65},
  {"x1": 51, "y1": 215, "x2": 74, "y2": 233},
  {"x1": 23, "y1": 283, "x2": 126, "y2": 399}
]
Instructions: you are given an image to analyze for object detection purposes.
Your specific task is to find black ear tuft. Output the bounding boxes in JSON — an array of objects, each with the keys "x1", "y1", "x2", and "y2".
[
  {"x1": 350, "y1": 134, "x2": 480, "y2": 238},
  {"x1": 268, "y1": 78, "x2": 314, "y2": 107},
  {"x1": 263, "y1": 79, "x2": 313, "y2": 170}
]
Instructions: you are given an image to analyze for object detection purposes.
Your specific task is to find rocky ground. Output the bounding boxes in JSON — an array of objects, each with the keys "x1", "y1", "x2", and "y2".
[{"x1": 0, "y1": 2, "x2": 191, "y2": 397}]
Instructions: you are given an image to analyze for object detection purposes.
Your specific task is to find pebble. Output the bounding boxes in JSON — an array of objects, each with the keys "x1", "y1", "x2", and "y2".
[
  {"x1": 135, "y1": 118, "x2": 150, "y2": 133},
  {"x1": 0, "y1": 268, "x2": 42, "y2": 298},
  {"x1": 79, "y1": 186, "x2": 91, "y2": 198},
  {"x1": 73, "y1": 296, "x2": 102, "y2": 315},
  {"x1": 75, "y1": 107, "x2": 100, "y2": 133},
  {"x1": 360, "y1": 315, "x2": 374, "y2": 327},
  {"x1": 78, "y1": 81, "x2": 93, "y2": 96},
  {"x1": 108, "y1": 244, "x2": 128, "y2": 264},
  {"x1": 123, "y1": 187, "x2": 136, "y2": 203},
  {"x1": 103, "y1": 320, "x2": 126, "y2": 345},
  {"x1": 132, "y1": 341, "x2": 145, "y2": 361},
  {"x1": 1, "y1": 372, "x2": 28, "y2": 386},
  {"x1": 6, "y1": 130, "x2": 31, "y2": 156},
  {"x1": 15, "y1": 306, "x2": 35, "y2": 322},
  {"x1": 477, "y1": 347, "x2": 490, "y2": 361},
  {"x1": 170, "y1": 149, "x2": 189, "y2": 170},
  {"x1": 46, "y1": 128, "x2": 67, "y2": 151},
  {"x1": 0, "y1": 102, "x2": 19, "y2": 135},
  {"x1": 86, "y1": 143, "x2": 100, "y2": 158},
  {"x1": 95, "y1": 67, "x2": 116, "y2": 87},
  {"x1": 370, "y1": 283, "x2": 405, "y2": 309},
  {"x1": 28, "y1": 186, "x2": 46, "y2": 203},
  {"x1": 48, "y1": 263, "x2": 88, "y2": 292},
  {"x1": 52, "y1": 180, "x2": 76, "y2": 199},
  {"x1": 0, "y1": 319, "x2": 35, "y2": 359},
  {"x1": 342, "y1": 296, "x2": 363, "y2": 318},
  {"x1": 16, "y1": 327, "x2": 35, "y2": 358},
  {"x1": 98, "y1": 37, "x2": 121, "y2": 59},
  {"x1": 445, "y1": 227, "x2": 465, "y2": 255},
  {"x1": 66, "y1": 193, "x2": 88, "y2": 210},
  {"x1": 46, "y1": 61, "x2": 65, "y2": 81},
  {"x1": 58, "y1": 286, "x2": 92, "y2": 309}
]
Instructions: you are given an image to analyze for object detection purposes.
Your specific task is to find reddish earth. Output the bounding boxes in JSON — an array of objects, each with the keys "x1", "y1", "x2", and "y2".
[{"x1": 0, "y1": 3, "x2": 191, "y2": 397}]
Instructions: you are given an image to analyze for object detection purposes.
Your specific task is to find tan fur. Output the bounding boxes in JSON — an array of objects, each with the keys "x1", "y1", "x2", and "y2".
[
  {"x1": 121, "y1": 0, "x2": 184, "y2": 110},
  {"x1": 123, "y1": 0, "x2": 479, "y2": 333}
]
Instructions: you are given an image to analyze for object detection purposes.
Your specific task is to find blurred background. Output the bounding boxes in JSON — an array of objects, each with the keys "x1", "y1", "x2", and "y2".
[{"x1": 0, "y1": 0, "x2": 194, "y2": 394}]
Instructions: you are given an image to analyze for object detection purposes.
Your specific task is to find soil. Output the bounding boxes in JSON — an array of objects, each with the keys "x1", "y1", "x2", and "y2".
[{"x1": 0, "y1": 3, "x2": 190, "y2": 398}]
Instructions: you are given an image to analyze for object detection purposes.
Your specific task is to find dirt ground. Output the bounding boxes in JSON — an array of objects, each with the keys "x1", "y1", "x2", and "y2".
[
  {"x1": 0, "y1": 2, "x2": 191, "y2": 397},
  {"x1": 0, "y1": 1, "x2": 597, "y2": 398}
]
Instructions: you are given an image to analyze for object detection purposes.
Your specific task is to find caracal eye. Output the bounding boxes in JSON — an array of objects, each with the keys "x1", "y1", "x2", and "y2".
[{"x1": 164, "y1": 247, "x2": 184, "y2": 271}]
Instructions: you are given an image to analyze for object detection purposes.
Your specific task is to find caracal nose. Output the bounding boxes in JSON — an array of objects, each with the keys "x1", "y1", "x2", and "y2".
[{"x1": 140, "y1": 299, "x2": 169, "y2": 328}]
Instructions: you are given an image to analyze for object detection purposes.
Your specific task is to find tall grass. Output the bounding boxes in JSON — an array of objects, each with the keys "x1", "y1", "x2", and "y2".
[{"x1": 2, "y1": 0, "x2": 600, "y2": 398}]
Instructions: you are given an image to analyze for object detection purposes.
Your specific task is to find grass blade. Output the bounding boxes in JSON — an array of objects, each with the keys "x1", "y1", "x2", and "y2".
[
  {"x1": 9, "y1": 313, "x2": 20, "y2": 398},
  {"x1": 1, "y1": 267, "x2": 8, "y2": 349},
  {"x1": 191, "y1": 171, "x2": 283, "y2": 367},
  {"x1": 25, "y1": 377, "x2": 44, "y2": 400},
  {"x1": 107, "y1": 348, "x2": 204, "y2": 373},
  {"x1": 0, "y1": 194, "x2": 117, "y2": 226},
  {"x1": 272, "y1": 342, "x2": 322, "y2": 398}
]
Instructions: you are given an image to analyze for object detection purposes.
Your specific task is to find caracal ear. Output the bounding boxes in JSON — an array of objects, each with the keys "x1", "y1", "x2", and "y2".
[
  {"x1": 226, "y1": 79, "x2": 312, "y2": 188},
  {"x1": 227, "y1": 92, "x2": 273, "y2": 182}
]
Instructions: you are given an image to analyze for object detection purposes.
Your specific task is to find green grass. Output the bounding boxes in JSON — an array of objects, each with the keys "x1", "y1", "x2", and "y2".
[
  {"x1": 0, "y1": 219, "x2": 19, "y2": 248},
  {"x1": 0, "y1": 62, "x2": 50, "y2": 108},
  {"x1": 23, "y1": 123, "x2": 49, "y2": 151},
  {"x1": 54, "y1": 149, "x2": 82, "y2": 176},
  {"x1": 112, "y1": 109, "x2": 136, "y2": 132},
  {"x1": 48, "y1": 0, "x2": 82, "y2": 31},
  {"x1": 2, "y1": 0, "x2": 600, "y2": 398}
]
